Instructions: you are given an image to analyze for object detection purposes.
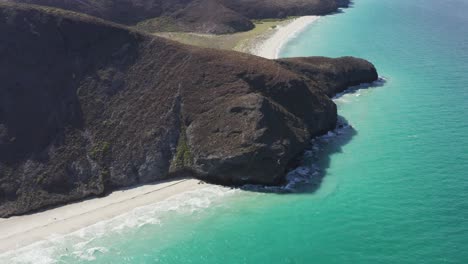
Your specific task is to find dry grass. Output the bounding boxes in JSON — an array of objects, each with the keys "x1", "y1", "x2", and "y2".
[{"x1": 154, "y1": 18, "x2": 292, "y2": 53}]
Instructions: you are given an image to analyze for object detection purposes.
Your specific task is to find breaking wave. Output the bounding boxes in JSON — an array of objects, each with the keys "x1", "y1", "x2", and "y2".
[{"x1": 0, "y1": 185, "x2": 238, "y2": 264}]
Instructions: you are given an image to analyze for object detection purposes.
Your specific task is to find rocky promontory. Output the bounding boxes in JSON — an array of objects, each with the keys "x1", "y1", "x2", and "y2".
[
  {"x1": 0, "y1": 3, "x2": 377, "y2": 217},
  {"x1": 277, "y1": 57, "x2": 379, "y2": 97}
]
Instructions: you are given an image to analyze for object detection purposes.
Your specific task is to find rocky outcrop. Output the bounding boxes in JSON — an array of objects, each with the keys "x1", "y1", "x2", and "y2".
[
  {"x1": 0, "y1": 3, "x2": 377, "y2": 217},
  {"x1": 1, "y1": 0, "x2": 349, "y2": 34},
  {"x1": 185, "y1": 68, "x2": 337, "y2": 186},
  {"x1": 277, "y1": 57, "x2": 379, "y2": 97}
]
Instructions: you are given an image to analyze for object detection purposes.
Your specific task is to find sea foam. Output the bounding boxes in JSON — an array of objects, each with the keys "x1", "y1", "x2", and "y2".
[
  {"x1": 333, "y1": 77, "x2": 387, "y2": 103},
  {"x1": 241, "y1": 116, "x2": 353, "y2": 194},
  {"x1": 0, "y1": 185, "x2": 238, "y2": 264}
]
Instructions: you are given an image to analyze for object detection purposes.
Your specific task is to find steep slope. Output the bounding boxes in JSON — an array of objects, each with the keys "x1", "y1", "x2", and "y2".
[
  {"x1": 1, "y1": 0, "x2": 349, "y2": 34},
  {"x1": 170, "y1": 0, "x2": 254, "y2": 34},
  {"x1": 0, "y1": 3, "x2": 376, "y2": 217},
  {"x1": 0, "y1": 0, "x2": 191, "y2": 24}
]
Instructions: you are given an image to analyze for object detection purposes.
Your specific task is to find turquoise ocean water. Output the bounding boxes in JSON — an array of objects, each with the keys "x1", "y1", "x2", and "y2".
[{"x1": 3, "y1": 0, "x2": 468, "y2": 263}]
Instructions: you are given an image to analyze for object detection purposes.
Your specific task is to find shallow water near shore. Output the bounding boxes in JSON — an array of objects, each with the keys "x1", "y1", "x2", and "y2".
[{"x1": 4, "y1": 0, "x2": 468, "y2": 262}]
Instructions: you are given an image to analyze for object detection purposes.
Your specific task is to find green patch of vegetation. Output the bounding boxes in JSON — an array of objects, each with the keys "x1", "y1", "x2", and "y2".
[
  {"x1": 36, "y1": 173, "x2": 46, "y2": 185},
  {"x1": 90, "y1": 142, "x2": 112, "y2": 185},
  {"x1": 174, "y1": 124, "x2": 193, "y2": 169},
  {"x1": 90, "y1": 141, "x2": 111, "y2": 160},
  {"x1": 100, "y1": 168, "x2": 110, "y2": 180}
]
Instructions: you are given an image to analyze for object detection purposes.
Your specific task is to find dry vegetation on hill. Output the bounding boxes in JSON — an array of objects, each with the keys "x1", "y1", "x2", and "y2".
[
  {"x1": 0, "y1": 2, "x2": 377, "y2": 217},
  {"x1": 1, "y1": 0, "x2": 349, "y2": 34}
]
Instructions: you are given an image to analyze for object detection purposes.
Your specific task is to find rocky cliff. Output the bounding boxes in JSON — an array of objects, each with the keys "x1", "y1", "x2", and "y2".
[
  {"x1": 1, "y1": 0, "x2": 349, "y2": 34},
  {"x1": 277, "y1": 57, "x2": 379, "y2": 97},
  {"x1": 0, "y1": 3, "x2": 377, "y2": 217}
]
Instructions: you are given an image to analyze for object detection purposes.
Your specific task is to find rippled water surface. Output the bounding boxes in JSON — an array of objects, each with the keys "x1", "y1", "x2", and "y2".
[{"x1": 3, "y1": 0, "x2": 468, "y2": 263}]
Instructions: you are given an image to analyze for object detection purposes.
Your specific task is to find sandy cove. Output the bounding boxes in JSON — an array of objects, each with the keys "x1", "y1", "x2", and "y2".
[{"x1": 250, "y1": 16, "x2": 320, "y2": 59}]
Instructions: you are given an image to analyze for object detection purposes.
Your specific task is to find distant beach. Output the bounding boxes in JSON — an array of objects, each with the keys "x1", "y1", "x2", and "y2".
[
  {"x1": 248, "y1": 16, "x2": 320, "y2": 59},
  {"x1": 155, "y1": 16, "x2": 320, "y2": 60}
]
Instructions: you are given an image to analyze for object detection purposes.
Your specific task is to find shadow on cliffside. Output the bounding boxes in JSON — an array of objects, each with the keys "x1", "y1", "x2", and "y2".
[
  {"x1": 241, "y1": 115, "x2": 357, "y2": 194},
  {"x1": 240, "y1": 77, "x2": 386, "y2": 194},
  {"x1": 327, "y1": 1, "x2": 355, "y2": 15}
]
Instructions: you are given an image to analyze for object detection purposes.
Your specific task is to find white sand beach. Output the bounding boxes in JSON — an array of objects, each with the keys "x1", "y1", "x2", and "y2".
[
  {"x1": 0, "y1": 178, "x2": 209, "y2": 253},
  {"x1": 251, "y1": 16, "x2": 320, "y2": 59}
]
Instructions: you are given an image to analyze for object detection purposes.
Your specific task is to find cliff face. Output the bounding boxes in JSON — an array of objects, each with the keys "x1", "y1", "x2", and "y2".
[
  {"x1": 0, "y1": 0, "x2": 349, "y2": 34},
  {"x1": 277, "y1": 57, "x2": 379, "y2": 97},
  {"x1": 0, "y1": 3, "x2": 376, "y2": 217}
]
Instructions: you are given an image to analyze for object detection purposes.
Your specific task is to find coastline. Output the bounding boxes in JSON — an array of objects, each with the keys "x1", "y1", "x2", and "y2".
[
  {"x1": 0, "y1": 179, "x2": 213, "y2": 253},
  {"x1": 155, "y1": 16, "x2": 320, "y2": 60},
  {"x1": 0, "y1": 16, "x2": 319, "y2": 256},
  {"x1": 247, "y1": 16, "x2": 320, "y2": 59},
  {"x1": 155, "y1": 18, "x2": 294, "y2": 53}
]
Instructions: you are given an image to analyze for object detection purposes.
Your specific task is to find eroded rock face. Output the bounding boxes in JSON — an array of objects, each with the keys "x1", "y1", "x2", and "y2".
[
  {"x1": 0, "y1": 3, "x2": 377, "y2": 217},
  {"x1": 186, "y1": 85, "x2": 335, "y2": 185}
]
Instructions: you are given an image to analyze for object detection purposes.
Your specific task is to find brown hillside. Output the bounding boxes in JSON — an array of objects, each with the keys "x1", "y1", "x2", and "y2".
[
  {"x1": 0, "y1": 3, "x2": 376, "y2": 217},
  {"x1": 1, "y1": 0, "x2": 349, "y2": 33},
  {"x1": 221, "y1": 0, "x2": 349, "y2": 19},
  {"x1": 170, "y1": 0, "x2": 254, "y2": 34}
]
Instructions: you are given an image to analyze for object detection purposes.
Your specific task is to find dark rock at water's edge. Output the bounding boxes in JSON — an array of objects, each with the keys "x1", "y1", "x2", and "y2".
[
  {"x1": 0, "y1": 3, "x2": 377, "y2": 217},
  {"x1": 277, "y1": 57, "x2": 379, "y2": 97},
  {"x1": 0, "y1": 0, "x2": 350, "y2": 34}
]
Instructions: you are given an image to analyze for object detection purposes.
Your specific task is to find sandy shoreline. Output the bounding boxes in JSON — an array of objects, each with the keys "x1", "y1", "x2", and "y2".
[
  {"x1": 155, "y1": 16, "x2": 320, "y2": 59},
  {"x1": 0, "y1": 178, "x2": 208, "y2": 253},
  {"x1": 249, "y1": 16, "x2": 320, "y2": 59}
]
